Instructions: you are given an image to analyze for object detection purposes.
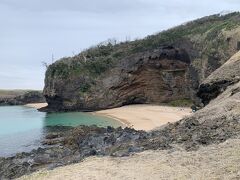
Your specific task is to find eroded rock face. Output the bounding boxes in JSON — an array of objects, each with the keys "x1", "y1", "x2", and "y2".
[
  {"x1": 42, "y1": 13, "x2": 240, "y2": 112},
  {"x1": 197, "y1": 51, "x2": 240, "y2": 105},
  {"x1": 43, "y1": 47, "x2": 191, "y2": 111}
]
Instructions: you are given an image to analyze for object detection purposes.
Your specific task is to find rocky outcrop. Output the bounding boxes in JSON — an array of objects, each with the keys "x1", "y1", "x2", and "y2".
[
  {"x1": 42, "y1": 12, "x2": 240, "y2": 112},
  {"x1": 0, "y1": 91, "x2": 46, "y2": 106},
  {"x1": 197, "y1": 51, "x2": 240, "y2": 105},
  {"x1": 43, "y1": 47, "x2": 192, "y2": 111},
  {"x1": 0, "y1": 126, "x2": 147, "y2": 179}
]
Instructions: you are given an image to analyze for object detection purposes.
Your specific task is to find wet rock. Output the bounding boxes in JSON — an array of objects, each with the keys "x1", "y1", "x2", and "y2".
[
  {"x1": 45, "y1": 133, "x2": 61, "y2": 139},
  {"x1": 42, "y1": 138, "x2": 64, "y2": 145}
]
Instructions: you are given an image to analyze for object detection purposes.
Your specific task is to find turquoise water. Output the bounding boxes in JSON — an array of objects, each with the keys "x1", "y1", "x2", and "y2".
[{"x1": 0, "y1": 106, "x2": 122, "y2": 157}]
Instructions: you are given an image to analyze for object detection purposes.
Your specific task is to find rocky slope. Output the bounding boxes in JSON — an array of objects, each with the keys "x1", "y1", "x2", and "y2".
[
  {"x1": 20, "y1": 139, "x2": 240, "y2": 180},
  {"x1": 43, "y1": 12, "x2": 240, "y2": 111},
  {"x1": 0, "y1": 91, "x2": 46, "y2": 106}
]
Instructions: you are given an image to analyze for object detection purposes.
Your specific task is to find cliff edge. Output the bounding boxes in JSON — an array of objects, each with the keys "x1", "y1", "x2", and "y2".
[{"x1": 42, "y1": 12, "x2": 240, "y2": 111}]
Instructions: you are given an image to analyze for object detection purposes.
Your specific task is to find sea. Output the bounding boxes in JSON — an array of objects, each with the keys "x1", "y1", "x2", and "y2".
[{"x1": 0, "y1": 106, "x2": 121, "y2": 157}]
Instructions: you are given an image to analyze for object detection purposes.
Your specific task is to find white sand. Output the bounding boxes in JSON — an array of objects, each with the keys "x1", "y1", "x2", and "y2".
[
  {"x1": 19, "y1": 138, "x2": 240, "y2": 180},
  {"x1": 95, "y1": 105, "x2": 191, "y2": 131},
  {"x1": 25, "y1": 103, "x2": 48, "y2": 109}
]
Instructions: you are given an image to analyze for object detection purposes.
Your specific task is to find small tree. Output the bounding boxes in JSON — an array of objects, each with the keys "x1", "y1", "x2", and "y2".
[{"x1": 41, "y1": 61, "x2": 48, "y2": 69}]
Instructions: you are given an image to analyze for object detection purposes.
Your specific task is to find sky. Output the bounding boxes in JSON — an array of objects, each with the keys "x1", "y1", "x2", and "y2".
[{"x1": 1, "y1": 0, "x2": 240, "y2": 90}]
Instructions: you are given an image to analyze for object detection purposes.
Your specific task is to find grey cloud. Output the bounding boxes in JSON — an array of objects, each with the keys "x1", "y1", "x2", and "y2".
[{"x1": 0, "y1": 0, "x2": 153, "y2": 13}]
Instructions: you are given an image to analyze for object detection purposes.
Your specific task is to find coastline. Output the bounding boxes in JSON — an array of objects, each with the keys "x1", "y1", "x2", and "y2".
[
  {"x1": 25, "y1": 103, "x2": 192, "y2": 131},
  {"x1": 92, "y1": 112, "x2": 131, "y2": 128},
  {"x1": 95, "y1": 105, "x2": 192, "y2": 131},
  {"x1": 24, "y1": 103, "x2": 48, "y2": 109}
]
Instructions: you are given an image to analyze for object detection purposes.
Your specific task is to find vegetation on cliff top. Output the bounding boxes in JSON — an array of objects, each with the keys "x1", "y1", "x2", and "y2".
[{"x1": 46, "y1": 12, "x2": 240, "y2": 82}]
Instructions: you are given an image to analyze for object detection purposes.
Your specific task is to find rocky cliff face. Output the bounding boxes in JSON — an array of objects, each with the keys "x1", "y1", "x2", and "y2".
[
  {"x1": 188, "y1": 51, "x2": 240, "y2": 142},
  {"x1": 197, "y1": 51, "x2": 240, "y2": 105},
  {"x1": 44, "y1": 47, "x2": 191, "y2": 111},
  {"x1": 43, "y1": 12, "x2": 240, "y2": 111}
]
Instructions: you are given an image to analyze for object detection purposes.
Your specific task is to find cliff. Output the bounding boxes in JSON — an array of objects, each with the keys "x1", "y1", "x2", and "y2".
[
  {"x1": 43, "y1": 12, "x2": 240, "y2": 111},
  {"x1": 198, "y1": 51, "x2": 240, "y2": 105}
]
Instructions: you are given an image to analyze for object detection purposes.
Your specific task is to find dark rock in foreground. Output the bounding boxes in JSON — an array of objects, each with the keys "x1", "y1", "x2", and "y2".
[{"x1": 1, "y1": 105, "x2": 240, "y2": 180}]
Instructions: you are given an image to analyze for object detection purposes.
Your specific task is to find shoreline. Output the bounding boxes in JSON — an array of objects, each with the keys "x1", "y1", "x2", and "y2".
[
  {"x1": 24, "y1": 103, "x2": 48, "y2": 109},
  {"x1": 91, "y1": 112, "x2": 131, "y2": 128},
  {"x1": 95, "y1": 104, "x2": 192, "y2": 131},
  {"x1": 25, "y1": 103, "x2": 192, "y2": 131}
]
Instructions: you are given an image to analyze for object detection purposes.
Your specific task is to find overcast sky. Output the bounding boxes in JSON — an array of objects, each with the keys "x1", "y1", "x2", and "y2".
[{"x1": 1, "y1": 0, "x2": 240, "y2": 90}]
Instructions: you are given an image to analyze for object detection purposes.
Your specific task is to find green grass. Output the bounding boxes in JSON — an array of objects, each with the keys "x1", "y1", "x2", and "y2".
[{"x1": 166, "y1": 98, "x2": 193, "y2": 107}]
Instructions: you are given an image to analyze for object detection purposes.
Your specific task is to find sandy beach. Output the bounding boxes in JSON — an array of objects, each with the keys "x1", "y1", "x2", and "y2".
[
  {"x1": 95, "y1": 105, "x2": 191, "y2": 131},
  {"x1": 25, "y1": 103, "x2": 192, "y2": 131},
  {"x1": 25, "y1": 103, "x2": 48, "y2": 109}
]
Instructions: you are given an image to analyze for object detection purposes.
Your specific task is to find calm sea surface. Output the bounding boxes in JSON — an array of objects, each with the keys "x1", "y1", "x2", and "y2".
[{"x1": 0, "y1": 106, "x2": 122, "y2": 157}]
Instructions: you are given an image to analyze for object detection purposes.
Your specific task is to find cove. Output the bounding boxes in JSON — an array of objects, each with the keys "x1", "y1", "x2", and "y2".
[{"x1": 0, "y1": 106, "x2": 122, "y2": 157}]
